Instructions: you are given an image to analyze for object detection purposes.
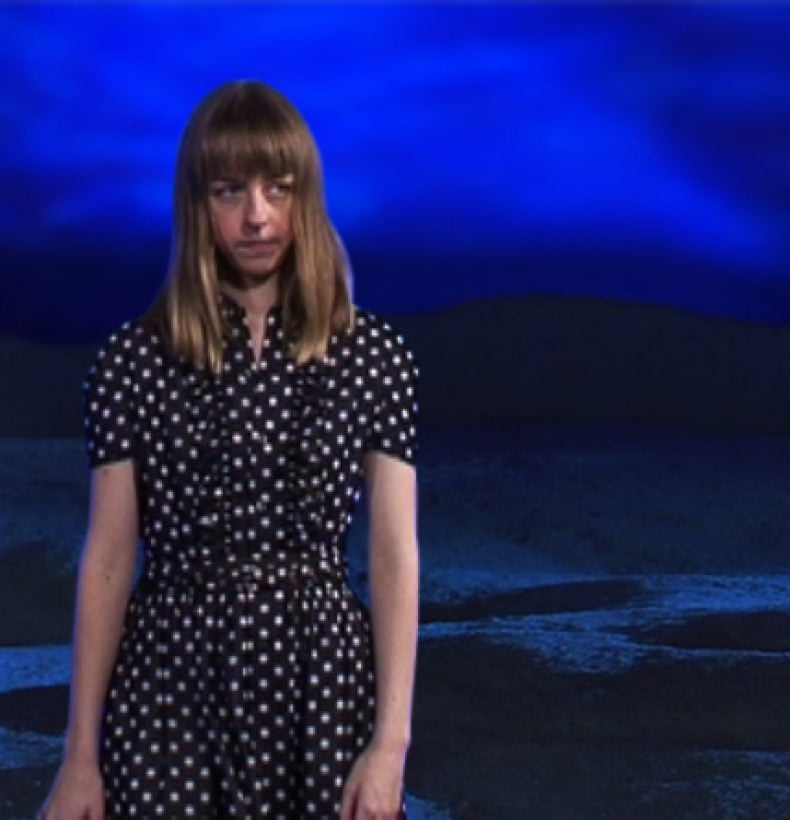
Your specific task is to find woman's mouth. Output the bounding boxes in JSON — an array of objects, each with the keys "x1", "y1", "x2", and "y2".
[{"x1": 238, "y1": 240, "x2": 279, "y2": 254}]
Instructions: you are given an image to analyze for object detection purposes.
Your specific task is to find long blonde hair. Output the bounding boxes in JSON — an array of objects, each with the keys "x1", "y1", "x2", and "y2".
[{"x1": 141, "y1": 80, "x2": 355, "y2": 374}]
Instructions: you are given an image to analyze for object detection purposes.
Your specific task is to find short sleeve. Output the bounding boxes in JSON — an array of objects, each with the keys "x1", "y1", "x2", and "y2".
[
  {"x1": 366, "y1": 323, "x2": 420, "y2": 466},
  {"x1": 81, "y1": 323, "x2": 138, "y2": 469}
]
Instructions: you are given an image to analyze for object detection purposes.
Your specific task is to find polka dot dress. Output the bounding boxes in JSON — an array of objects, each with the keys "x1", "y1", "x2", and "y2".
[{"x1": 81, "y1": 289, "x2": 418, "y2": 819}]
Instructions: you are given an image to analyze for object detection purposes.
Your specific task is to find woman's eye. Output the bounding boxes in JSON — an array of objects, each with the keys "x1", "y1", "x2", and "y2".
[
  {"x1": 210, "y1": 179, "x2": 293, "y2": 201},
  {"x1": 211, "y1": 184, "x2": 243, "y2": 199}
]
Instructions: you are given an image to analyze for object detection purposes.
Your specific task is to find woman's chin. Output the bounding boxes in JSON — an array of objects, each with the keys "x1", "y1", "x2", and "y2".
[{"x1": 235, "y1": 259, "x2": 283, "y2": 278}]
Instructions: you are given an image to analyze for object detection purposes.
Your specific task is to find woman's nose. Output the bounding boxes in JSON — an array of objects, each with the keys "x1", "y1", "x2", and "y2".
[{"x1": 243, "y1": 186, "x2": 270, "y2": 224}]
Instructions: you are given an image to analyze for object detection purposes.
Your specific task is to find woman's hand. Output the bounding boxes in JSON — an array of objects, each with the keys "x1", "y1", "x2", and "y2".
[
  {"x1": 36, "y1": 755, "x2": 104, "y2": 820},
  {"x1": 340, "y1": 739, "x2": 407, "y2": 819}
]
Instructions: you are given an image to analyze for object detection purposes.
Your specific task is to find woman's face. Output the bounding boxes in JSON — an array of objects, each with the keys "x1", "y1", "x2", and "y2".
[{"x1": 207, "y1": 173, "x2": 295, "y2": 280}]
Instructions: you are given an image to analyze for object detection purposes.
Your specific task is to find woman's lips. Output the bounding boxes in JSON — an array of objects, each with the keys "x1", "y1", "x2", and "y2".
[{"x1": 238, "y1": 240, "x2": 279, "y2": 254}]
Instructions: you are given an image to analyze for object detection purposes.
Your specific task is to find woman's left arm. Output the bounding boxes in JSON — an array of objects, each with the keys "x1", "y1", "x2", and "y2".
[
  {"x1": 363, "y1": 449, "x2": 419, "y2": 753},
  {"x1": 341, "y1": 452, "x2": 418, "y2": 817},
  {"x1": 341, "y1": 326, "x2": 420, "y2": 819}
]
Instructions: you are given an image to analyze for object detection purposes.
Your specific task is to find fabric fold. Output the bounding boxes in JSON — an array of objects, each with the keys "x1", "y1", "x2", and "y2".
[
  {"x1": 187, "y1": 370, "x2": 229, "y2": 550},
  {"x1": 282, "y1": 358, "x2": 333, "y2": 548}
]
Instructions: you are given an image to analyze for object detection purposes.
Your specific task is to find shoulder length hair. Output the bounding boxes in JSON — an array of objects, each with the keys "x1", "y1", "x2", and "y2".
[{"x1": 141, "y1": 79, "x2": 356, "y2": 375}]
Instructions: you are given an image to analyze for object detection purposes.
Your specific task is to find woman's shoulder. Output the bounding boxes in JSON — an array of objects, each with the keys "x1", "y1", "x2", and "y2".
[
  {"x1": 347, "y1": 304, "x2": 419, "y2": 376},
  {"x1": 350, "y1": 304, "x2": 413, "y2": 349},
  {"x1": 86, "y1": 314, "x2": 164, "y2": 375}
]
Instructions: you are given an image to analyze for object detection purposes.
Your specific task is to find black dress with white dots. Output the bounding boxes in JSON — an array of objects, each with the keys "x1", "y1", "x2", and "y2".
[{"x1": 81, "y1": 289, "x2": 418, "y2": 819}]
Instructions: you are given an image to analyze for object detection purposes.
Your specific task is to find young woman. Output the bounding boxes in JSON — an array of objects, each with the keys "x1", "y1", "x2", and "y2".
[{"x1": 38, "y1": 79, "x2": 419, "y2": 819}]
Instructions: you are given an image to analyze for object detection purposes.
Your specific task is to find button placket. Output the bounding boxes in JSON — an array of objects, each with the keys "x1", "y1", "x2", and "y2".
[{"x1": 248, "y1": 312, "x2": 280, "y2": 520}]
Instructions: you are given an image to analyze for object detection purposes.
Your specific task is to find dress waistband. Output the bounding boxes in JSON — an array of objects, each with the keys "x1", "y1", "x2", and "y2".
[{"x1": 137, "y1": 549, "x2": 349, "y2": 593}]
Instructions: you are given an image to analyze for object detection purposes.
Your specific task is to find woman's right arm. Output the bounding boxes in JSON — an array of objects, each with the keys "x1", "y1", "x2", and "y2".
[{"x1": 38, "y1": 457, "x2": 139, "y2": 820}]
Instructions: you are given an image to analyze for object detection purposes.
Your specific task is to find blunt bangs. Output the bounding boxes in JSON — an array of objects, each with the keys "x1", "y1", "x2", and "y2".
[{"x1": 197, "y1": 90, "x2": 303, "y2": 188}]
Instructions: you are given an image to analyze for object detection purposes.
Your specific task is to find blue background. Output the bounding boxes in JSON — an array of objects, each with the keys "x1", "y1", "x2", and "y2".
[{"x1": 2, "y1": 2, "x2": 790, "y2": 343}]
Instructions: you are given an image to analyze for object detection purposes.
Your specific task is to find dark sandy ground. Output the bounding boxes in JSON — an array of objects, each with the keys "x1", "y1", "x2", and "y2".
[
  {"x1": 3, "y1": 575, "x2": 790, "y2": 819},
  {"x1": 3, "y1": 426, "x2": 790, "y2": 818},
  {"x1": 411, "y1": 587, "x2": 790, "y2": 819}
]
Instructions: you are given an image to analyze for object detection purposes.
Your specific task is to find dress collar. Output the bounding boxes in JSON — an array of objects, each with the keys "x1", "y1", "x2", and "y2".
[
  {"x1": 217, "y1": 289, "x2": 282, "y2": 323},
  {"x1": 217, "y1": 289, "x2": 244, "y2": 320}
]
